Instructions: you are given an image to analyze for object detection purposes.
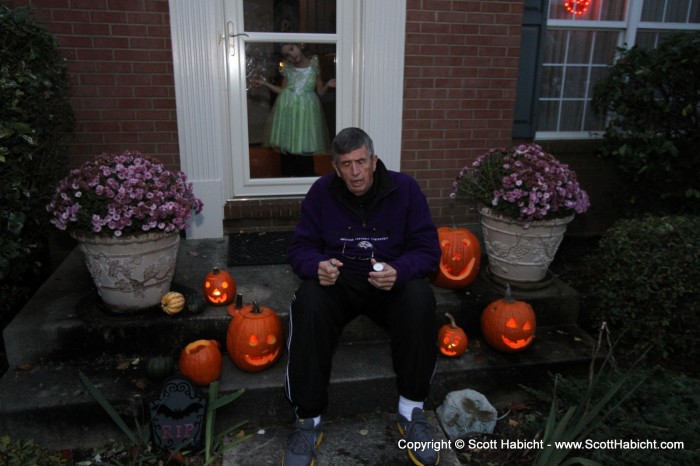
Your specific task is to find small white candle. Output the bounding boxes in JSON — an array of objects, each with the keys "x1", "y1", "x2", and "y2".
[{"x1": 373, "y1": 262, "x2": 384, "y2": 272}]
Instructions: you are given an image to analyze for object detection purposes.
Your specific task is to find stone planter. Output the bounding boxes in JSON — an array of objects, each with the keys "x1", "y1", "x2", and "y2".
[
  {"x1": 72, "y1": 230, "x2": 180, "y2": 313},
  {"x1": 479, "y1": 206, "x2": 573, "y2": 286}
]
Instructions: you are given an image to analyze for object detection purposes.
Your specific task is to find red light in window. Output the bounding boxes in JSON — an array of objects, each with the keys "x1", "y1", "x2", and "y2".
[{"x1": 564, "y1": 0, "x2": 591, "y2": 16}]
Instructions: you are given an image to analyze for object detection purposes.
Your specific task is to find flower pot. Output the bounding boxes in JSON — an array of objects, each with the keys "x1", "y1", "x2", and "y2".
[
  {"x1": 72, "y1": 230, "x2": 180, "y2": 313},
  {"x1": 479, "y1": 206, "x2": 573, "y2": 286}
]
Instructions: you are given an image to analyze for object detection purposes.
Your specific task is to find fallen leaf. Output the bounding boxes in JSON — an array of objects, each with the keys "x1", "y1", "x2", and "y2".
[
  {"x1": 509, "y1": 418, "x2": 520, "y2": 427},
  {"x1": 17, "y1": 363, "x2": 35, "y2": 371},
  {"x1": 187, "y1": 250, "x2": 199, "y2": 256},
  {"x1": 116, "y1": 360, "x2": 131, "y2": 370}
]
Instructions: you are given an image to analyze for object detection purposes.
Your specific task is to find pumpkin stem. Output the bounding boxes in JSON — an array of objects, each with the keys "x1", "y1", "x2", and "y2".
[
  {"x1": 445, "y1": 312, "x2": 458, "y2": 328},
  {"x1": 504, "y1": 283, "x2": 515, "y2": 304},
  {"x1": 252, "y1": 300, "x2": 262, "y2": 314},
  {"x1": 212, "y1": 266, "x2": 220, "y2": 274}
]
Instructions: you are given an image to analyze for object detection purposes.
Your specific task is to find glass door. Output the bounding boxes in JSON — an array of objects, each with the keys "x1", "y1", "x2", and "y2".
[{"x1": 224, "y1": 0, "x2": 354, "y2": 197}]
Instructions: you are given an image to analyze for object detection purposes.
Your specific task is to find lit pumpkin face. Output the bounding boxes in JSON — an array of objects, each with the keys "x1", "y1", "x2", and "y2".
[
  {"x1": 432, "y1": 227, "x2": 481, "y2": 289},
  {"x1": 481, "y1": 285, "x2": 536, "y2": 353},
  {"x1": 203, "y1": 267, "x2": 236, "y2": 305},
  {"x1": 226, "y1": 296, "x2": 283, "y2": 372},
  {"x1": 438, "y1": 313, "x2": 468, "y2": 357}
]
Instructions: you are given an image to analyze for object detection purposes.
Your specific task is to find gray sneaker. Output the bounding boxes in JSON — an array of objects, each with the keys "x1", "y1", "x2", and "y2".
[
  {"x1": 397, "y1": 408, "x2": 440, "y2": 466},
  {"x1": 283, "y1": 417, "x2": 324, "y2": 466}
]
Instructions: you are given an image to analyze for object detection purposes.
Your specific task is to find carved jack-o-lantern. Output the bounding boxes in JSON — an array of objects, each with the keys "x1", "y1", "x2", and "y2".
[
  {"x1": 226, "y1": 294, "x2": 283, "y2": 372},
  {"x1": 203, "y1": 267, "x2": 236, "y2": 305},
  {"x1": 481, "y1": 284, "x2": 536, "y2": 353},
  {"x1": 432, "y1": 226, "x2": 481, "y2": 289},
  {"x1": 438, "y1": 312, "x2": 468, "y2": 357},
  {"x1": 178, "y1": 339, "x2": 223, "y2": 386}
]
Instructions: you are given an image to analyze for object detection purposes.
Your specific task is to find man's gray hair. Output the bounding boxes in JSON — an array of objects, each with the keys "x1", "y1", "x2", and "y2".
[{"x1": 332, "y1": 127, "x2": 374, "y2": 162}]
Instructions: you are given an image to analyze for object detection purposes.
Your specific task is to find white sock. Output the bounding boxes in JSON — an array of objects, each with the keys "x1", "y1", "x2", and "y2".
[
  {"x1": 312, "y1": 415, "x2": 321, "y2": 427},
  {"x1": 398, "y1": 396, "x2": 424, "y2": 421}
]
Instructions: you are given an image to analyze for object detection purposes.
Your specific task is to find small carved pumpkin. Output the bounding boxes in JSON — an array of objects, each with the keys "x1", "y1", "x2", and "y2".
[
  {"x1": 481, "y1": 284, "x2": 536, "y2": 353},
  {"x1": 178, "y1": 339, "x2": 223, "y2": 385},
  {"x1": 226, "y1": 294, "x2": 283, "y2": 372},
  {"x1": 438, "y1": 313, "x2": 468, "y2": 357},
  {"x1": 432, "y1": 227, "x2": 481, "y2": 289},
  {"x1": 203, "y1": 267, "x2": 236, "y2": 305},
  {"x1": 161, "y1": 291, "x2": 186, "y2": 315}
]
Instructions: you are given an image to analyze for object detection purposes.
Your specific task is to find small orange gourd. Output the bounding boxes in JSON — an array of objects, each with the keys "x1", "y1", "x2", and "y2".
[
  {"x1": 481, "y1": 284, "x2": 536, "y2": 353},
  {"x1": 438, "y1": 313, "x2": 468, "y2": 357},
  {"x1": 203, "y1": 267, "x2": 236, "y2": 305},
  {"x1": 432, "y1": 227, "x2": 481, "y2": 289},
  {"x1": 226, "y1": 294, "x2": 283, "y2": 372},
  {"x1": 178, "y1": 339, "x2": 223, "y2": 385}
]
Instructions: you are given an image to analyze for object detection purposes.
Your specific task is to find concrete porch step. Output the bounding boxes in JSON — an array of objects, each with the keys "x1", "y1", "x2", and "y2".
[
  {"x1": 0, "y1": 323, "x2": 594, "y2": 451},
  {"x1": 0, "y1": 237, "x2": 596, "y2": 460},
  {"x1": 3, "y1": 239, "x2": 582, "y2": 366}
]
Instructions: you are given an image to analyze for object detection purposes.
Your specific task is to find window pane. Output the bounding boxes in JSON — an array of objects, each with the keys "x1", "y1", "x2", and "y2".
[
  {"x1": 567, "y1": 31, "x2": 593, "y2": 63},
  {"x1": 244, "y1": 0, "x2": 336, "y2": 33},
  {"x1": 538, "y1": 100, "x2": 561, "y2": 131},
  {"x1": 592, "y1": 31, "x2": 619, "y2": 63},
  {"x1": 666, "y1": 0, "x2": 692, "y2": 22},
  {"x1": 540, "y1": 65, "x2": 564, "y2": 98},
  {"x1": 543, "y1": 30, "x2": 567, "y2": 63},
  {"x1": 246, "y1": 42, "x2": 336, "y2": 178},
  {"x1": 563, "y1": 67, "x2": 589, "y2": 98},
  {"x1": 549, "y1": 0, "x2": 627, "y2": 21},
  {"x1": 560, "y1": 101, "x2": 585, "y2": 131}
]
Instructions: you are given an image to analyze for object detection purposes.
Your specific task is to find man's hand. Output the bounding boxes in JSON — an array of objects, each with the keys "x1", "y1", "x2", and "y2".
[
  {"x1": 368, "y1": 259, "x2": 396, "y2": 290},
  {"x1": 318, "y1": 258, "x2": 343, "y2": 286}
]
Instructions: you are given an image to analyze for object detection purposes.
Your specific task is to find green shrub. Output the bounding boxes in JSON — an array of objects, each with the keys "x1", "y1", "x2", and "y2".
[
  {"x1": 573, "y1": 215, "x2": 700, "y2": 368},
  {"x1": 0, "y1": 6, "x2": 74, "y2": 323},
  {"x1": 0, "y1": 435, "x2": 65, "y2": 466},
  {"x1": 591, "y1": 31, "x2": 700, "y2": 215}
]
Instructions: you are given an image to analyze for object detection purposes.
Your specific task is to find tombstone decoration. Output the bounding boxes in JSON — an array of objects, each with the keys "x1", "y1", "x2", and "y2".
[{"x1": 149, "y1": 376, "x2": 207, "y2": 450}]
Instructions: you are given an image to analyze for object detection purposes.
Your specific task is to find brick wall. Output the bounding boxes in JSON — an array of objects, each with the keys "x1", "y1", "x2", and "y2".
[
  {"x1": 8, "y1": 0, "x2": 180, "y2": 171},
  {"x1": 403, "y1": 0, "x2": 524, "y2": 227},
  {"x1": 7, "y1": 0, "x2": 607, "y2": 235}
]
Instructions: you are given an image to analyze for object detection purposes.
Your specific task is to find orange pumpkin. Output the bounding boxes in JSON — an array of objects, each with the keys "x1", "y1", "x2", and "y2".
[
  {"x1": 432, "y1": 226, "x2": 481, "y2": 289},
  {"x1": 481, "y1": 285, "x2": 536, "y2": 353},
  {"x1": 178, "y1": 339, "x2": 223, "y2": 385},
  {"x1": 438, "y1": 312, "x2": 468, "y2": 357},
  {"x1": 203, "y1": 267, "x2": 236, "y2": 305},
  {"x1": 226, "y1": 295, "x2": 283, "y2": 372}
]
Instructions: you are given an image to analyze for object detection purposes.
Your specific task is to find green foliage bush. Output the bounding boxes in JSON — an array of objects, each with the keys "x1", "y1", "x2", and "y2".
[
  {"x1": 0, "y1": 6, "x2": 74, "y2": 323},
  {"x1": 573, "y1": 215, "x2": 700, "y2": 367},
  {"x1": 0, "y1": 435, "x2": 65, "y2": 465},
  {"x1": 591, "y1": 31, "x2": 700, "y2": 214}
]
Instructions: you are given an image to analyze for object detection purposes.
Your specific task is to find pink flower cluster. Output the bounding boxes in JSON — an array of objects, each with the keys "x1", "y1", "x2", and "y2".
[
  {"x1": 47, "y1": 150, "x2": 203, "y2": 237},
  {"x1": 452, "y1": 144, "x2": 590, "y2": 224}
]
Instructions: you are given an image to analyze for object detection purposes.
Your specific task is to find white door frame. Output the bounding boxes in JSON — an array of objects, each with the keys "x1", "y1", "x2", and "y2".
[{"x1": 169, "y1": 0, "x2": 406, "y2": 239}]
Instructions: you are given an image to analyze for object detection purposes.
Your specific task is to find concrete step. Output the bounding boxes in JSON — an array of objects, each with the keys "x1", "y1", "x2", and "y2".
[
  {"x1": 3, "y1": 239, "x2": 581, "y2": 366},
  {"x1": 0, "y1": 237, "x2": 595, "y2": 459},
  {"x1": 0, "y1": 323, "x2": 594, "y2": 451}
]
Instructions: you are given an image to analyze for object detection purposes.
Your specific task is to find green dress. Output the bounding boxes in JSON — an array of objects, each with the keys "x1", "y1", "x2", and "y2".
[{"x1": 263, "y1": 55, "x2": 330, "y2": 155}]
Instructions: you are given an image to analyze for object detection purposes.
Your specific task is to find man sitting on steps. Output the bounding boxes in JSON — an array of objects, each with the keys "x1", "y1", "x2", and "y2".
[{"x1": 283, "y1": 127, "x2": 442, "y2": 466}]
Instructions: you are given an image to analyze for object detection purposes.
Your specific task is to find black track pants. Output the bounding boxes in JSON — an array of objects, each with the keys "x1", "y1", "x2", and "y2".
[{"x1": 284, "y1": 273, "x2": 438, "y2": 419}]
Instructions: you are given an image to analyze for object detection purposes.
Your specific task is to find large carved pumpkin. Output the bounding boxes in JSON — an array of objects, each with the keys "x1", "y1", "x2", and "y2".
[
  {"x1": 481, "y1": 285, "x2": 536, "y2": 353},
  {"x1": 178, "y1": 339, "x2": 223, "y2": 385},
  {"x1": 226, "y1": 295, "x2": 283, "y2": 372},
  {"x1": 438, "y1": 313, "x2": 468, "y2": 357},
  {"x1": 203, "y1": 267, "x2": 236, "y2": 306},
  {"x1": 432, "y1": 227, "x2": 481, "y2": 289}
]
